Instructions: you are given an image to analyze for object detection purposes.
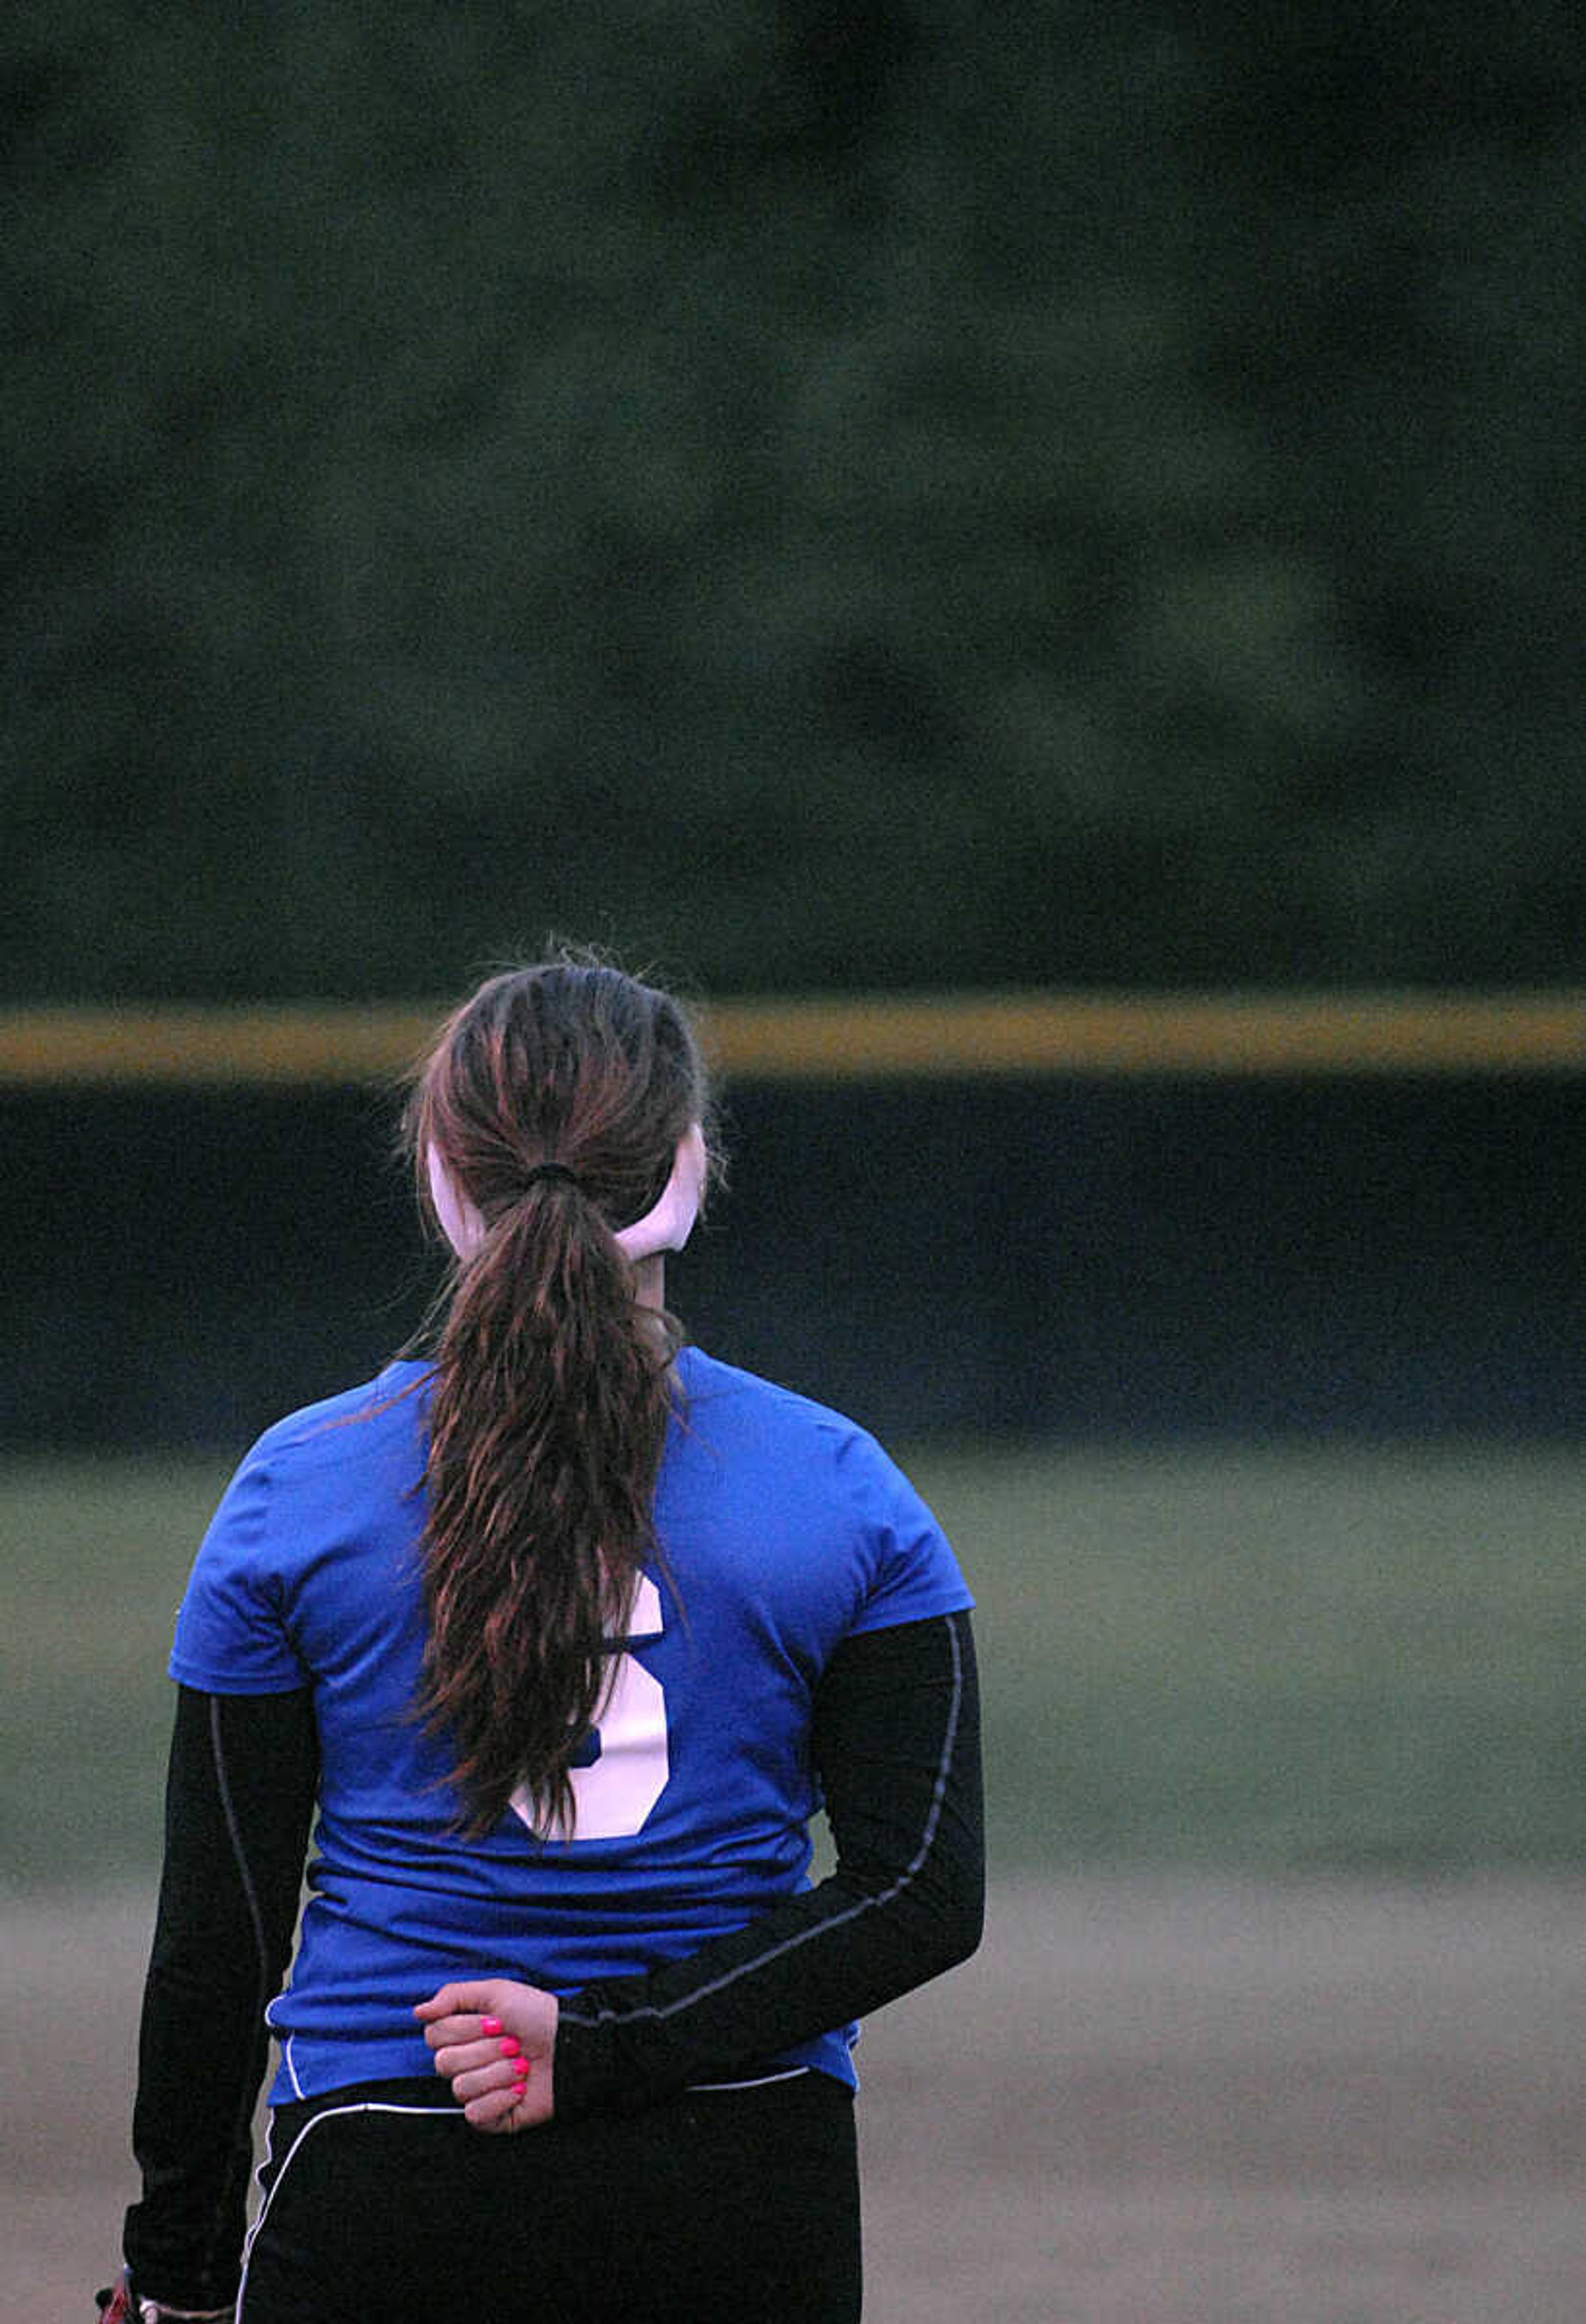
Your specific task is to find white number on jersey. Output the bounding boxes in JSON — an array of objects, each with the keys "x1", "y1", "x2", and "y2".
[{"x1": 511, "y1": 1576, "x2": 670, "y2": 1844}]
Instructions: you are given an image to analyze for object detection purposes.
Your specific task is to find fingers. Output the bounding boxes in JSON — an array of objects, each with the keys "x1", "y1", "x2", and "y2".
[
  {"x1": 420, "y1": 2008, "x2": 534, "y2": 2105},
  {"x1": 464, "y1": 2077, "x2": 555, "y2": 2134},
  {"x1": 411, "y1": 1978, "x2": 556, "y2": 2134},
  {"x1": 422, "y1": 2015, "x2": 498, "y2": 2055},
  {"x1": 432, "y1": 2033, "x2": 511, "y2": 2077},
  {"x1": 463, "y1": 2083, "x2": 525, "y2": 2131},
  {"x1": 426, "y1": 2022, "x2": 532, "y2": 2088},
  {"x1": 439, "y1": 2044, "x2": 550, "y2": 2133},
  {"x1": 415, "y1": 1980, "x2": 503, "y2": 2022},
  {"x1": 446, "y1": 2051, "x2": 531, "y2": 2105},
  {"x1": 416, "y1": 1983, "x2": 509, "y2": 2058}
]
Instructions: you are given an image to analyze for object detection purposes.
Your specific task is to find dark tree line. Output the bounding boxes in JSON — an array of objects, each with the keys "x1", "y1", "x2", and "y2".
[{"x1": 5, "y1": 1, "x2": 1582, "y2": 1000}]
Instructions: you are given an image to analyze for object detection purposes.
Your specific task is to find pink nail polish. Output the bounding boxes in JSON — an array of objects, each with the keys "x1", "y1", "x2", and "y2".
[
  {"x1": 480, "y1": 2015, "x2": 503, "y2": 2036},
  {"x1": 513, "y1": 2061, "x2": 531, "y2": 2083},
  {"x1": 499, "y1": 2036, "x2": 521, "y2": 2057}
]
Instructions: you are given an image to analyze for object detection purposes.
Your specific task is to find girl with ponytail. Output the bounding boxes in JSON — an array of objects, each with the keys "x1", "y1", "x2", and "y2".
[
  {"x1": 407, "y1": 960, "x2": 712, "y2": 1842},
  {"x1": 106, "y1": 953, "x2": 983, "y2": 2324}
]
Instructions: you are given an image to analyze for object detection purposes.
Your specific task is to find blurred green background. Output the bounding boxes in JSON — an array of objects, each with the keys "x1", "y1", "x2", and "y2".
[
  {"x1": 5, "y1": 1, "x2": 1583, "y2": 998},
  {"x1": 4, "y1": 6, "x2": 1583, "y2": 1896}
]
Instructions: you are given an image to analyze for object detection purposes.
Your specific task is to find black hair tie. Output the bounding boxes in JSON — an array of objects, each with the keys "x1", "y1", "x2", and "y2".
[{"x1": 522, "y1": 1161, "x2": 582, "y2": 1193}]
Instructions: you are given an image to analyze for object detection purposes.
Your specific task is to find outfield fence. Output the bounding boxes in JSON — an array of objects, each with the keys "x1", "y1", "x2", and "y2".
[{"x1": 4, "y1": 991, "x2": 1584, "y2": 1448}]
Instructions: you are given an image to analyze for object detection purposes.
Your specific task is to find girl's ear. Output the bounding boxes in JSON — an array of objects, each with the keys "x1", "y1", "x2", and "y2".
[
  {"x1": 615, "y1": 1123, "x2": 710, "y2": 1262},
  {"x1": 426, "y1": 1144, "x2": 485, "y2": 1258}
]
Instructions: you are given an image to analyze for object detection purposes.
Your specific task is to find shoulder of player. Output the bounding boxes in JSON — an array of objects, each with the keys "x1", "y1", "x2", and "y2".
[
  {"x1": 237, "y1": 1358, "x2": 432, "y2": 1480},
  {"x1": 676, "y1": 1345, "x2": 893, "y2": 1474}
]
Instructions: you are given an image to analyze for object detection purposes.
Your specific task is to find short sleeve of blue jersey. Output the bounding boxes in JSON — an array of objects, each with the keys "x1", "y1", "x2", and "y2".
[
  {"x1": 169, "y1": 1450, "x2": 311, "y2": 1693},
  {"x1": 840, "y1": 1430, "x2": 975, "y2": 1638}
]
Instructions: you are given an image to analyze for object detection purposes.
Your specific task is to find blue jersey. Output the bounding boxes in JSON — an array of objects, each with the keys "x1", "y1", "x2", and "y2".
[{"x1": 168, "y1": 1345, "x2": 973, "y2": 2103}]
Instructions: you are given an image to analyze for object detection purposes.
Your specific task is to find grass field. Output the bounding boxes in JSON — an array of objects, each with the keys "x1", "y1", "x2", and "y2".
[
  {"x1": 2, "y1": 1439, "x2": 1581, "y2": 1887},
  {"x1": 3, "y1": 1440, "x2": 1582, "y2": 2318}
]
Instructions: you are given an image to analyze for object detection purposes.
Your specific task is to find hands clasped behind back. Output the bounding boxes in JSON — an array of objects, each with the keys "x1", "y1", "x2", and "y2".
[{"x1": 415, "y1": 1979, "x2": 560, "y2": 2132}]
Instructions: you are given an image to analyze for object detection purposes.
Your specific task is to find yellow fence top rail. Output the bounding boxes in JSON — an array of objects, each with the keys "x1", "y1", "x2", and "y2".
[{"x1": 0, "y1": 992, "x2": 1582, "y2": 1086}]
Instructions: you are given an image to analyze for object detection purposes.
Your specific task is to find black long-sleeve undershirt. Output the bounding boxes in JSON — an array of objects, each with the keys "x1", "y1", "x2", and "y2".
[
  {"x1": 122, "y1": 1611, "x2": 983, "y2": 2307},
  {"x1": 555, "y1": 1609, "x2": 983, "y2": 2116},
  {"x1": 124, "y1": 1689, "x2": 318, "y2": 2308}
]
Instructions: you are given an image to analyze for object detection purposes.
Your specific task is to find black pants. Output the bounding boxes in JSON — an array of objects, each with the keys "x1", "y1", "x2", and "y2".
[{"x1": 237, "y1": 2072, "x2": 862, "y2": 2324}]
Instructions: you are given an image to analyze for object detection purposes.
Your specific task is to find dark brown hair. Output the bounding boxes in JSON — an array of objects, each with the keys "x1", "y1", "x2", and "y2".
[{"x1": 402, "y1": 954, "x2": 713, "y2": 1838}]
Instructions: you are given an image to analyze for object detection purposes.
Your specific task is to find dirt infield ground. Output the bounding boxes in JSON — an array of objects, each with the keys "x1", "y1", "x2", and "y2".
[{"x1": 6, "y1": 1875, "x2": 1582, "y2": 2322}]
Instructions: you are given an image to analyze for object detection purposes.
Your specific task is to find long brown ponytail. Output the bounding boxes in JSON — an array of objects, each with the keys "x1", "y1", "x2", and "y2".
[{"x1": 403, "y1": 956, "x2": 713, "y2": 1839}]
